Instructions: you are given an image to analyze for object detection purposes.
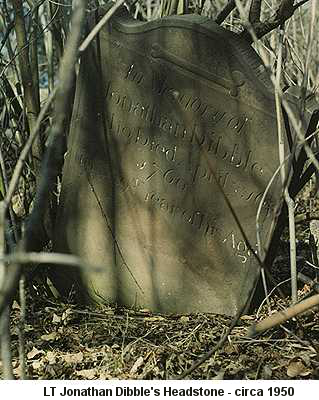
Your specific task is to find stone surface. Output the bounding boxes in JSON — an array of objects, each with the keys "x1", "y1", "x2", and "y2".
[{"x1": 51, "y1": 7, "x2": 291, "y2": 315}]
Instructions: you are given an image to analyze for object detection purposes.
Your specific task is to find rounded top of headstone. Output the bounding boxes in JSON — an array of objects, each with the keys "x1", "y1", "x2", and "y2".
[{"x1": 96, "y1": 5, "x2": 274, "y2": 101}]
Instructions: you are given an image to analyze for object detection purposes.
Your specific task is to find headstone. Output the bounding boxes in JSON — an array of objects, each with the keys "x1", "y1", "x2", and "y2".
[{"x1": 50, "y1": 7, "x2": 293, "y2": 315}]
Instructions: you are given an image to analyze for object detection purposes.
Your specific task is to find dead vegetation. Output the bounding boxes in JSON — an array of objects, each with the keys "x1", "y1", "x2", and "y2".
[{"x1": 5, "y1": 288, "x2": 319, "y2": 380}]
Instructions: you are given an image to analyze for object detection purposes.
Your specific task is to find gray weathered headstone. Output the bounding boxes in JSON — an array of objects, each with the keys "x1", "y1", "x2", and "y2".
[{"x1": 51, "y1": 7, "x2": 291, "y2": 315}]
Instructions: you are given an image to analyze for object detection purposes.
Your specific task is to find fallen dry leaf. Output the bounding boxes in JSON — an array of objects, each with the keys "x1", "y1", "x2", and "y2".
[
  {"x1": 40, "y1": 332, "x2": 59, "y2": 341},
  {"x1": 144, "y1": 316, "x2": 165, "y2": 322},
  {"x1": 32, "y1": 359, "x2": 44, "y2": 370},
  {"x1": 224, "y1": 343, "x2": 239, "y2": 355},
  {"x1": 63, "y1": 352, "x2": 84, "y2": 364},
  {"x1": 52, "y1": 313, "x2": 61, "y2": 324},
  {"x1": 261, "y1": 365, "x2": 273, "y2": 379},
  {"x1": 27, "y1": 347, "x2": 44, "y2": 360},
  {"x1": 61, "y1": 308, "x2": 73, "y2": 325},
  {"x1": 12, "y1": 301, "x2": 20, "y2": 310},
  {"x1": 98, "y1": 372, "x2": 114, "y2": 379},
  {"x1": 240, "y1": 315, "x2": 255, "y2": 320},
  {"x1": 75, "y1": 369, "x2": 97, "y2": 379},
  {"x1": 46, "y1": 351, "x2": 57, "y2": 364},
  {"x1": 13, "y1": 365, "x2": 23, "y2": 377},
  {"x1": 130, "y1": 356, "x2": 144, "y2": 375},
  {"x1": 24, "y1": 324, "x2": 34, "y2": 332},
  {"x1": 139, "y1": 309, "x2": 151, "y2": 313},
  {"x1": 212, "y1": 370, "x2": 225, "y2": 380},
  {"x1": 287, "y1": 359, "x2": 312, "y2": 378}
]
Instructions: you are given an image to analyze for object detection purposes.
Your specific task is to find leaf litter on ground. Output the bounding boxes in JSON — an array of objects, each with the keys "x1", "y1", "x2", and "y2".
[{"x1": 3, "y1": 288, "x2": 319, "y2": 380}]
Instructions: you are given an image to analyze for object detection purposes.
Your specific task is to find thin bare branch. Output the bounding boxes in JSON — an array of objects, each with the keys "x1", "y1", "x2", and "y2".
[
  {"x1": 240, "y1": 0, "x2": 312, "y2": 43},
  {"x1": 248, "y1": 293, "x2": 319, "y2": 336},
  {"x1": 0, "y1": 307, "x2": 14, "y2": 379},
  {"x1": 79, "y1": 0, "x2": 126, "y2": 53},
  {"x1": 0, "y1": 252, "x2": 103, "y2": 272},
  {"x1": 274, "y1": 23, "x2": 298, "y2": 304},
  {"x1": 3, "y1": 88, "x2": 57, "y2": 215},
  {"x1": 0, "y1": 202, "x2": 14, "y2": 379},
  {"x1": 249, "y1": 0, "x2": 261, "y2": 24},
  {"x1": 11, "y1": 0, "x2": 41, "y2": 170},
  {"x1": 215, "y1": 0, "x2": 235, "y2": 24},
  {"x1": 18, "y1": 276, "x2": 27, "y2": 379}
]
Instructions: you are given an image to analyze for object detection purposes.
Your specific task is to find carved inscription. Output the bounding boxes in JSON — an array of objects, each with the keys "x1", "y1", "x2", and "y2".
[
  {"x1": 125, "y1": 63, "x2": 250, "y2": 135},
  {"x1": 145, "y1": 191, "x2": 219, "y2": 239},
  {"x1": 107, "y1": 93, "x2": 274, "y2": 222},
  {"x1": 106, "y1": 82, "x2": 264, "y2": 177},
  {"x1": 223, "y1": 231, "x2": 258, "y2": 264},
  {"x1": 109, "y1": 113, "x2": 269, "y2": 206},
  {"x1": 102, "y1": 56, "x2": 277, "y2": 259}
]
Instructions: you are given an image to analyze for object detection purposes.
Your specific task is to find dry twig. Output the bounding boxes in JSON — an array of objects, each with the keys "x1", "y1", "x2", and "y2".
[
  {"x1": 0, "y1": 203, "x2": 14, "y2": 379},
  {"x1": 248, "y1": 293, "x2": 319, "y2": 336}
]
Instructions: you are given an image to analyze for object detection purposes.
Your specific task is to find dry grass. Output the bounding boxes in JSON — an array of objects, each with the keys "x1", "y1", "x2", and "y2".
[{"x1": 3, "y1": 288, "x2": 319, "y2": 380}]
